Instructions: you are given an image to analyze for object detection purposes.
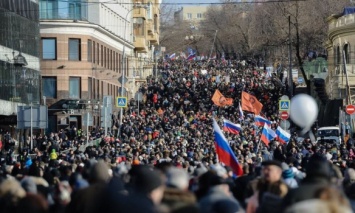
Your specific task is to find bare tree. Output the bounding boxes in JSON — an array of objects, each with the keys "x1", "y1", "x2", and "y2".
[{"x1": 267, "y1": 0, "x2": 350, "y2": 92}]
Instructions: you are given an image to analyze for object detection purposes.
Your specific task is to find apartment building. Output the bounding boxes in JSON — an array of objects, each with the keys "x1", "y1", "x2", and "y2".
[
  {"x1": 131, "y1": 0, "x2": 160, "y2": 91},
  {"x1": 174, "y1": 6, "x2": 208, "y2": 25},
  {"x1": 39, "y1": 0, "x2": 135, "y2": 132}
]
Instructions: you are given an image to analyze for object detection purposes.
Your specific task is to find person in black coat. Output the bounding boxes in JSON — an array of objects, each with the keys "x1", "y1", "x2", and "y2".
[{"x1": 280, "y1": 154, "x2": 334, "y2": 211}]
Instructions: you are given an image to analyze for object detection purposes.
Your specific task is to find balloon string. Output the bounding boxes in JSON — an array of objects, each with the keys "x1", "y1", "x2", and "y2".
[{"x1": 301, "y1": 127, "x2": 316, "y2": 143}]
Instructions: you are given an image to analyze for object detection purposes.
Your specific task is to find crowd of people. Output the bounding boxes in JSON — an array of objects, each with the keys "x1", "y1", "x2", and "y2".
[{"x1": 0, "y1": 59, "x2": 355, "y2": 213}]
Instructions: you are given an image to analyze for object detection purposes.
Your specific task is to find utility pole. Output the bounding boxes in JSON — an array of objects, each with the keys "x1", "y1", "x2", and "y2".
[{"x1": 288, "y1": 16, "x2": 293, "y2": 97}]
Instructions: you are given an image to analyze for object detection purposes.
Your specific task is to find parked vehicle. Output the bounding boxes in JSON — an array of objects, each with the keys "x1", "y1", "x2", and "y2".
[{"x1": 317, "y1": 126, "x2": 341, "y2": 145}]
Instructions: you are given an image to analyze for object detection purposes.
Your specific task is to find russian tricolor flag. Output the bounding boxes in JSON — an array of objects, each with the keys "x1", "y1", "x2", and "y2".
[
  {"x1": 223, "y1": 119, "x2": 242, "y2": 135},
  {"x1": 187, "y1": 53, "x2": 196, "y2": 61},
  {"x1": 254, "y1": 115, "x2": 271, "y2": 127},
  {"x1": 261, "y1": 123, "x2": 276, "y2": 146},
  {"x1": 213, "y1": 119, "x2": 243, "y2": 176},
  {"x1": 169, "y1": 53, "x2": 176, "y2": 60},
  {"x1": 276, "y1": 126, "x2": 291, "y2": 144}
]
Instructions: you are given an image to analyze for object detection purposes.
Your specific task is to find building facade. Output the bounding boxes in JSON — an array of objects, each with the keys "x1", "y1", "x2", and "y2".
[
  {"x1": 39, "y1": 0, "x2": 135, "y2": 132},
  {"x1": 0, "y1": 0, "x2": 41, "y2": 134},
  {"x1": 39, "y1": 0, "x2": 160, "y2": 132},
  {"x1": 131, "y1": 0, "x2": 160, "y2": 94},
  {"x1": 174, "y1": 6, "x2": 208, "y2": 25},
  {"x1": 326, "y1": 8, "x2": 355, "y2": 102}
]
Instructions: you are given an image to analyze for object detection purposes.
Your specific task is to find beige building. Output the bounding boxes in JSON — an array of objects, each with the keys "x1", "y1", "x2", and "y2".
[
  {"x1": 174, "y1": 6, "x2": 208, "y2": 26},
  {"x1": 131, "y1": 0, "x2": 160, "y2": 91},
  {"x1": 325, "y1": 9, "x2": 355, "y2": 102},
  {"x1": 39, "y1": 0, "x2": 160, "y2": 132}
]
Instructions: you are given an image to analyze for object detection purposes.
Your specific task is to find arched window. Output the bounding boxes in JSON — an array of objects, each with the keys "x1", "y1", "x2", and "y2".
[
  {"x1": 344, "y1": 43, "x2": 350, "y2": 64},
  {"x1": 337, "y1": 46, "x2": 341, "y2": 65}
]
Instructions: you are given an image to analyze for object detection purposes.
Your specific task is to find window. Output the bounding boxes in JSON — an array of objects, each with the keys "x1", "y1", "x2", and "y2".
[
  {"x1": 88, "y1": 77, "x2": 92, "y2": 99},
  {"x1": 113, "y1": 51, "x2": 116, "y2": 71},
  {"x1": 197, "y1": 13, "x2": 202, "y2": 19},
  {"x1": 87, "y1": 39, "x2": 92, "y2": 62},
  {"x1": 42, "y1": 38, "x2": 56, "y2": 60},
  {"x1": 187, "y1": 13, "x2": 192, "y2": 19},
  {"x1": 110, "y1": 50, "x2": 113, "y2": 70},
  {"x1": 154, "y1": 14, "x2": 158, "y2": 32},
  {"x1": 97, "y1": 43, "x2": 100, "y2": 65},
  {"x1": 133, "y1": 18, "x2": 145, "y2": 36},
  {"x1": 116, "y1": 52, "x2": 119, "y2": 72},
  {"x1": 101, "y1": 45, "x2": 103, "y2": 66},
  {"x1": 40, "y1": 0, "x2": 88, "y2": 21},
  {"x1": 93, "y1": 41, "x2": 96, "y2": 63},
  {"x1": 42, "y1": 77, "x2": 57, "y2": 98},
  {"x1": 104, "y1": 47, "x2": 107, "y2": 68},
  {"x1": 69, "y1": 77, "x2": 81, "y2": 98},
  {"x1": 40, "y1": 0, "x2": 56, "y2": 19},
  {"x1": 336, "y1": 46, "x2": 341, "y2": 65},
  {"x1": 147, "y1": 2, "x2": 153, "y2": 19},
  {"x1": 68, "y1": 38, "x2": 81, "y2": 61},
  {"x1": 344, "y1": 43, "x2": 350, "y2": 64}
]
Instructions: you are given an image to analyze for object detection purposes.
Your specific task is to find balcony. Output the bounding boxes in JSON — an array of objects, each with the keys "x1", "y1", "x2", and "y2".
[
  {"x1": 133, "y1": 7, "x2": 147, "y2": 19},
  {"x1": 328, "y1": 13, "x2": 355, "y2": 34},
  {"x1": 134, "y1": 36, "x2": 148, "y2": 53},
  {"x1": 153, "y1": 5, "x2": 160, "y2": 15},
  {"x1": 146, "y1": 21, "x2": 154, "y2": 35},
  {"x1": 148, "y1": 32, "x2": 159, "y2": 45}
]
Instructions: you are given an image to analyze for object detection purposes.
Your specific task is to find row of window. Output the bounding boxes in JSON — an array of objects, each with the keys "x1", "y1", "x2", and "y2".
[
  {"x1": 42, "y1": 77, "x2": 120, "y2": 100},
  {"x1": 0, "y1": 0, "x2": 39, "y2": 21},
  {"x1": 42, "y1": 38, "x2": 125, "y2": 74},
  {"x1": 186, "y1": 13, "x2": 204, "y2": 19},
  {"x1": 101, "y1": 4, "x2": 129, "y2": 39},
  {"x1": 39, "y1": 0, "x2": 88, "y2": 21},
  {"x1": 334, "y1": 43, "x2": 350, "y2": 65}
]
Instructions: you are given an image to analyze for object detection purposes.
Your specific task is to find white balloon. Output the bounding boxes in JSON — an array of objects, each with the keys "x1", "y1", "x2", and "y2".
[{"x1": 290, "y1": 94, "x2": 318, "y2": 128}]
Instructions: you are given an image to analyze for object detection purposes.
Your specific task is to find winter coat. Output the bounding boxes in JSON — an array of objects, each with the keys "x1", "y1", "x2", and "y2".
[{"x1": 161, "y1": 187, "x2": 197, "y2": 212}]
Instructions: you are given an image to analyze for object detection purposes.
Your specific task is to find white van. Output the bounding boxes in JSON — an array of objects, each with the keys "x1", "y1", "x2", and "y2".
[{"x1": 317, "y1": 126, "x2": 341, "y2": 145}]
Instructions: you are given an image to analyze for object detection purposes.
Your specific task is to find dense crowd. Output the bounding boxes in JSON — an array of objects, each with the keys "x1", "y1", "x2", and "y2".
[{"x1": 0, "y1": 59, "x2": 355, "y2": 213}]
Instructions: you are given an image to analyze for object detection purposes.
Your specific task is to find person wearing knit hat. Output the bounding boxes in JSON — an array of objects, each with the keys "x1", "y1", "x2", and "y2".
[
  {"x1": 281, "y1": 162, "x2": 298, "y2": 189},
  {"x1": 119, "y1": 165, "x2": 165, "y2": 213},
  {"x1": 281, "y1": 153, "x2": 333, "y2": 211},
  {"x1": 25, "y1": 157, "x2": 33, "y2": 169},
  {"x1": 50, "y1": 149, "x2": 58, "y2": 160}
]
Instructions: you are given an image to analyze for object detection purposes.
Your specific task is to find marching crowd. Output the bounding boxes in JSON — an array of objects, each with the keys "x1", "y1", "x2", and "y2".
[{"x1": 0, "y1": 59, "x2": 355, "y2": 213}]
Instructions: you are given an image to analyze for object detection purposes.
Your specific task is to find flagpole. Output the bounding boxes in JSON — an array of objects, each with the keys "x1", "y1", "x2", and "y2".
[
  {"x1": 255, "y1": 126, "x2": 263, "y2": 153},
  {"x1": 208, "y1": 30, "x2": 218, "y2": 62}
]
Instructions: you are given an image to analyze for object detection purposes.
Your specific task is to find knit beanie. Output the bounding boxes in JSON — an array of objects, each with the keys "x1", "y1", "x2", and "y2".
[
  {"x1": 282, "y1": 169, "x2": 294, "y2": 179},
  {"x1": 50, "y1": 149, "x2": 58, "y2": 160},
  {"x1": 89, "y1": 160, "x2": 110, "y2": 183},
  {"x1": 21, "y1": 177, "x2": 37, "y2": 194},
  {"x1": 129, "y1": 165, "x2": 163, "y2": 194},
  {"x1": 25, "y1": 157, "x2": 33, "y2": 168}
]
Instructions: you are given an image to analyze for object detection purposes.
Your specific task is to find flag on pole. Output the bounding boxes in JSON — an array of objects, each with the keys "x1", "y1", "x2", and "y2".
[
  {"x1": 239, "y1": 103, "x2": 244, "y2": 120},
  {"x1": 254, "y1": 115, "x2": 271, "y2": 127},
  {"x1": 187, "y1": 53, "x2": 196, "y2": 61},
  {"x1": 169, "y1": 53, "x2": 176, "y2": 60},
  {"x1": 275, "y1": 126, "x2": 291, "y2": 144},
  {"x1": 223, "y1": 119, "x2": 242, "y2": 135},
  {"x1": 261, "y1": 123, "x2": 277, "y2": 146},
  {"x1": 241, "y1": 91, "x2": 263, "y2": 115},
  {"x1": 211, "y1": 90, "x2": 233, "y2": 107},
  {"x1": 213, "y1": 119, "x2": 243, "y2": 176}
]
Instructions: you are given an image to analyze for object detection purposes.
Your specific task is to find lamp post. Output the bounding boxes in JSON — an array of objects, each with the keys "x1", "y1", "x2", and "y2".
[{"x1": 118, "y1": 4, "x2": 148, "y2": 138}]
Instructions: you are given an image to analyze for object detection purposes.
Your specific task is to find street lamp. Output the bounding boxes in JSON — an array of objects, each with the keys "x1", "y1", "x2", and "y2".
[{"x1": 118, "y1": 4, "x2": 148, "y2": 138}]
